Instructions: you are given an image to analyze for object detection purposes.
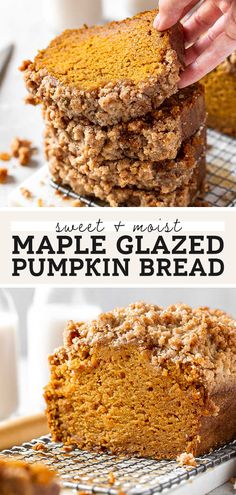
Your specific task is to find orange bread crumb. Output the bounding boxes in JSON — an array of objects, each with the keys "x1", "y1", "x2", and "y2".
[
  {"x1": 177, "y1": 452, "x2": 197, "y2": 468},
  {"x1": 0, "y1": 153, "x2": 11, "y2": 162},
  {"x1": 0, "y1": 168, "x2": 8, "y2": 183}
]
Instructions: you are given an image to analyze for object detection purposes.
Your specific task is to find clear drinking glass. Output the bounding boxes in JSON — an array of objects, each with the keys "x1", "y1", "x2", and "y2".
[
  {"x1": 0, "y1": 290, "x2": 19, "y2": 420},
  {"x1": 27, "y1": 288, "x2": 101, "y2": 411},
  {"x1": 102, "y1": 0, "x2": 158, "y2": 21},
  {"x1": 43, "y1": 0, "x2": 102, "y2": 32}
]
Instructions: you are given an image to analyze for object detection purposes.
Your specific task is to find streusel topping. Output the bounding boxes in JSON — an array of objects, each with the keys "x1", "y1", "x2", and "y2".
[{"x1": 63, "y1": 302, "x2": 236, "y2": 378}]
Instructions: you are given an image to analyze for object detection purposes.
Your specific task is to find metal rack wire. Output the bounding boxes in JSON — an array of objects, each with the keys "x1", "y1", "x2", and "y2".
[
  {"x1": 50, "y1": 129, "x2": 236, "y2": 208},
  {"x1": 206, "y1": 129, "x2": 236, "y2": 207},
  {"x1": 1, "y1": 435, "x2": 236, "y2": 494}
]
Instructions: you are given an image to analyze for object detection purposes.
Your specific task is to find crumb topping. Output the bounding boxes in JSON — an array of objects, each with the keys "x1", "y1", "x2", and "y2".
[
  {"x1": 63, "y1": 302, "x2": 236, "y2": 385},
  {"x1": 177, "y1": 452, "x2": 197, "y2": 467}
]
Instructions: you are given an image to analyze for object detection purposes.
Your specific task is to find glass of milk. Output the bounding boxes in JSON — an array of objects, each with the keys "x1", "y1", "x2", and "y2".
[
  {"x1": 43, "y1": 0, "x2": 102, "y2": 32},
  {"x1": 27, "y1": 288, "x2": 101, "y2": 412},
  {"x1": 102, "y1": 0, "x2": 158, "y2": 20},
  {"x1": 0, "y1": 290, "x2": 19, "y2": 420}
]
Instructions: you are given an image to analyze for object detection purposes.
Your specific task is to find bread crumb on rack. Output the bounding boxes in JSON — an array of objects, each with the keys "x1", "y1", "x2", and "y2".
[
  {"x1": 108, "y1": 473, "x2": 116, "y2": 485},
  {"x1": 177, "y1": 452, "x2": 197, "y2": 468},
  {"x1": 32, "y1": 443, "x2": 47, "y2": 452},
  {"x1": 62, "y1": 445, "x2": 74, "y2": 453},
  {"x1": 72, "y1": 200, "x2": 85, "y2": 207}
]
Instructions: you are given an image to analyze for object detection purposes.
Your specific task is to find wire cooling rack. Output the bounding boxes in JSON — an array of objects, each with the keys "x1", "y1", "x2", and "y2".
[
  {"x1": 206, "y1": 129, "x2": 236, "y2": 207},
  {"x1": 50, "y1": 129, "x2": 236, "y2": 208},
  {"x1": 1, "y1": 435, "x2": 236, "y2": 494}
]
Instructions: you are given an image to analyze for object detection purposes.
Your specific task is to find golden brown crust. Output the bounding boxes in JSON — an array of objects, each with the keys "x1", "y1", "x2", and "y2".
[{"x1": 62, "y1": 303, "x2": 236, "y2": 382}]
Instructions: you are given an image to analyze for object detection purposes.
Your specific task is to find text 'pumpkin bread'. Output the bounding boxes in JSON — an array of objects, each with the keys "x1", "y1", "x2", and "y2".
[
  {"x1": 44, "y1": 302, "x2": 236, "y2": 459},
  {"x1": 22, "y1": 10, "x2": 184, "y2": 126}
]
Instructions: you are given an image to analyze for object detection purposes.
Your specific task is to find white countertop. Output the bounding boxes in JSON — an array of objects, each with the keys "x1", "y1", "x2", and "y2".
[{"x1": 0, "y1": 0, "x2": 53, "y2": 207}]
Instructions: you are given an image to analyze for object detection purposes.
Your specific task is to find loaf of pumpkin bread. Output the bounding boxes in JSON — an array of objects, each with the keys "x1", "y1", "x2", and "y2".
[{"x1": 44, "y1": 302, "x2": 236, "y2": 459}]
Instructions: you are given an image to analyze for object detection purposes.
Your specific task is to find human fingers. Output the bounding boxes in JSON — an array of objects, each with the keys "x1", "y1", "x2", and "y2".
[
  {"x1": 179, "y1": 31, "x2": 236, "y2": 87},
  {"x1": 226, "y1": 0, "x2": 236, "y2": 39},
  {"x1": 184, "y1": 1, "x2": 236, "y2": 65},
  {"x1": 185, "y1": 15, "x2": 225, "y2": 64},
  {"x1": 154, "y1": 0, "x2": 193, "y2": 29},
  {"x1": 183, "y1": 0, "x2": 225, "y2": 44}
]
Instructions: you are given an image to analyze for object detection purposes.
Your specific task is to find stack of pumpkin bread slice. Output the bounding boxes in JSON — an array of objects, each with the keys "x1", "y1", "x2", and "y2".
[{"x1": 22, "y1": 10, "x2": 207, "y2": 207}]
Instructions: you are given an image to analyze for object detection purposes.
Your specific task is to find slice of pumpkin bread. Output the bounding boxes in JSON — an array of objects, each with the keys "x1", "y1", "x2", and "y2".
[
  {"x1": 45, "y1": 127, "x2": 206, "y2": 194},
  {"x1": 22, "y1": 10, "x2": 184, "y2": 126},
  {"x1": 44, "y1": 302, "x2": 236, "y2": 459},
  {"x1": 48, "y1": 148, "x2": 206, "y2": 207},
  {"x1": 43, "y1": 84, "x2": 205, "y2": 162}
]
